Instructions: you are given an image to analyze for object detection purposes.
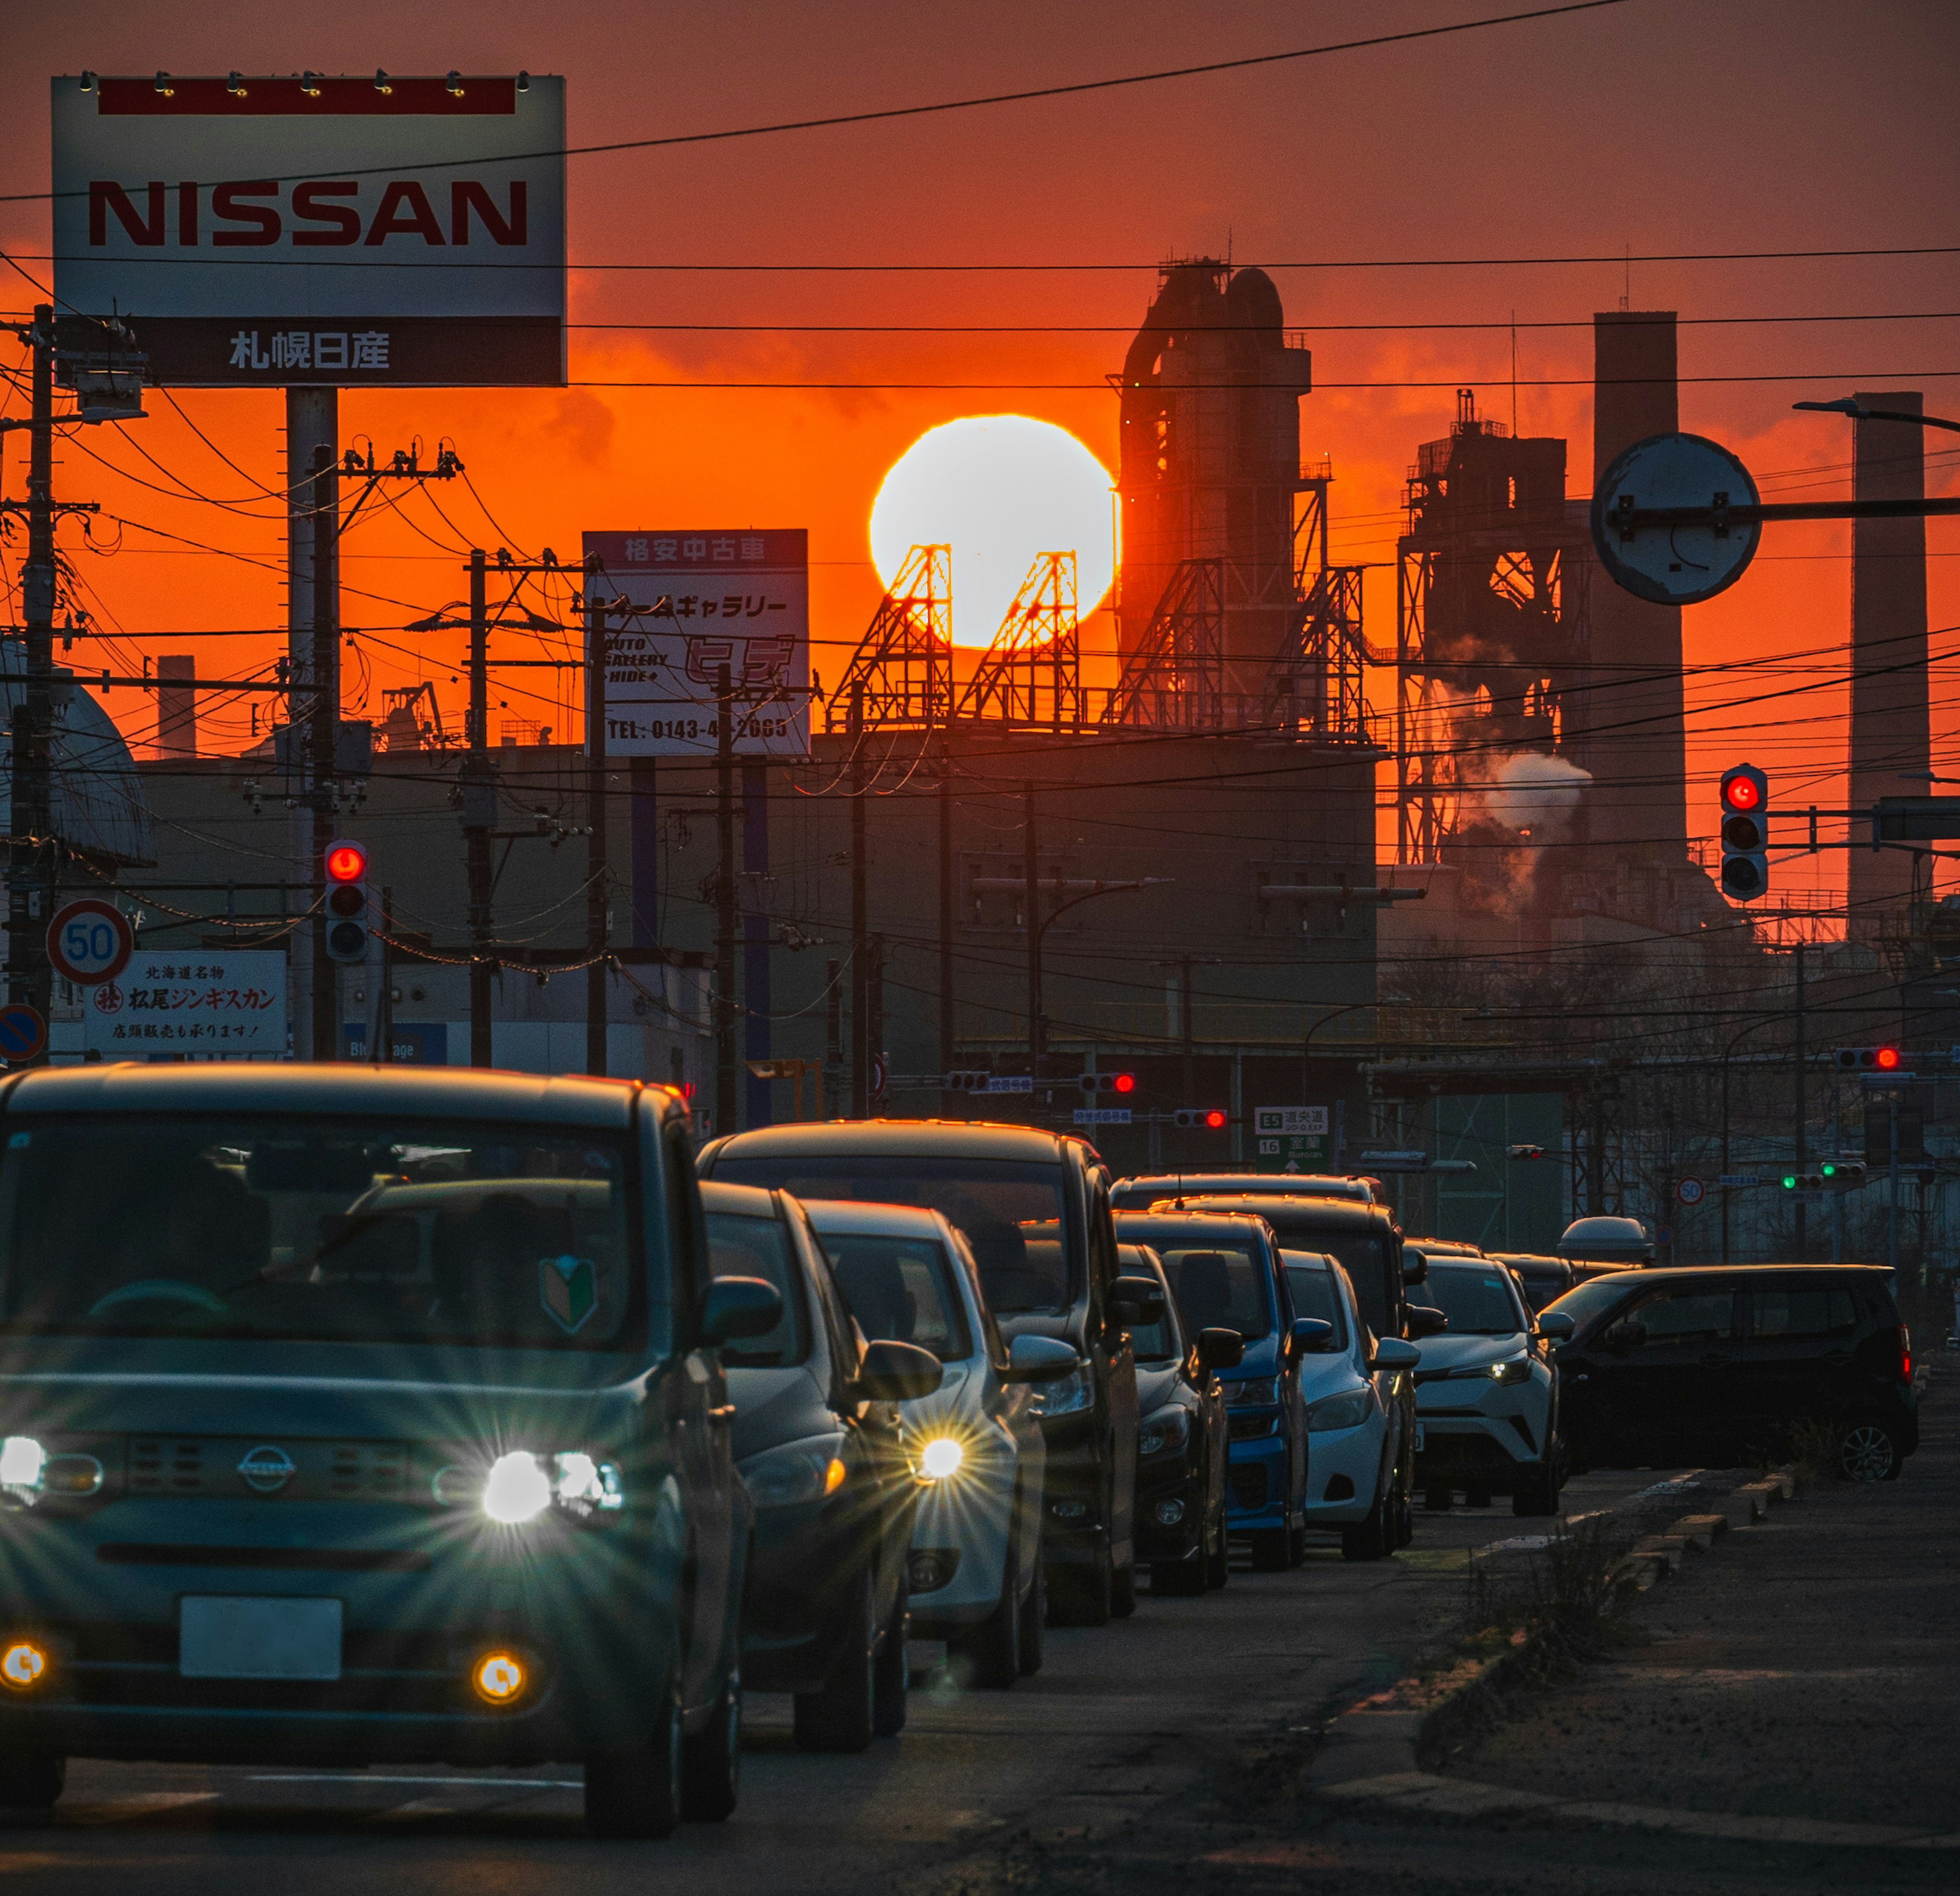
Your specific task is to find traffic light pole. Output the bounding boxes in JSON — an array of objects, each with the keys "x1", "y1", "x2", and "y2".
[
  {"x1": 307, "y1": 441, "x2": 340, "y2": 1064},
  {"x1": 715, "y1": 663, "x2": 738, "y2": 1134}
]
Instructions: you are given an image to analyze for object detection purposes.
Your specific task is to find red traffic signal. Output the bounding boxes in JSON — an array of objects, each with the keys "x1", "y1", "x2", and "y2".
[
  {"x1": 1080, "y1": 1072, "x2": 1137, "y2": 1096},
  {"x1": 1875, "y1": 1046, "x2": 1901, "y2": 1071},
  {"x1": 1203, "y1": 1108, "x2": 1227, "y2": 1130},
  {"x1": 325, "y1": 841, "x2": 368, "y2": 884},
  {"x1": 1173, "y1": 1107, "x2": 1229, "y2": 1130},
  {"x1": 1721, "y1": 768, "x2": 1763, "y2": 812}
]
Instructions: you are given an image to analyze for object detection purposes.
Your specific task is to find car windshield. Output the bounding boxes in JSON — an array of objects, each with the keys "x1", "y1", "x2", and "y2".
[
  {"x1": 705, "y1": 1210, "x2": 810, "y2": 1366},
  {"x1": 0, "y1": 1114, "x2": 643, "y2": 1351},
  {"x1": 820, "y1": 1231, "x2": 971, "y2": 1362},
  {"x1": 1119, "y1": 1224, "x2": 1274, "y2": 1341},
  {"x1": 1540, "y1": 1273, "x2": 1643, "y2": 1336},
  {"x1": 1282, "y1": 1257, "x2": 1349, "y2": 1347},
  {"x1": 710, "y1": 1155, "x2": 1074, "y2": 1314},
  {"x1": 1423, "y1": 1262, "x2": 1527, "y2": 1336}
]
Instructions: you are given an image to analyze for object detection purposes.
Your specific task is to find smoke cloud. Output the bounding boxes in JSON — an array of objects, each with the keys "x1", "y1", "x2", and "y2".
[{"x1": 1474, "y1": 753, "x2": 1592, "y2": 838}]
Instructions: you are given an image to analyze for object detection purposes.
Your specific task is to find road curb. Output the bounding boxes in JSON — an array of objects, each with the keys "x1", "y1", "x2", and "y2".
[{"x1": 1308, "y1": 1469, "x2": 1793, "y2": 1793}]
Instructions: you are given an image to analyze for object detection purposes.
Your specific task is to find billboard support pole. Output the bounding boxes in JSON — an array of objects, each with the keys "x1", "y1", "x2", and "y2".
[
  {"x1": 6, "y1": 306, "x2": 57, "y2": 1053},
  {"x1": 584, "y1": 563, "x2": 609, "y2": 1076}
]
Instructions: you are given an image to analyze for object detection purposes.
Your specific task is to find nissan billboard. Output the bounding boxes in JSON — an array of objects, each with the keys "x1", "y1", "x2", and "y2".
[{"x1": 52, "y1": 72, "x2": 565, "y2": 386}]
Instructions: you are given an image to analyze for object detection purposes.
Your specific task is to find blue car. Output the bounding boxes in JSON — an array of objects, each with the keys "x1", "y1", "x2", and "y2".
[
  {"x1": 0, "y1": 1064, "x2": 777, "y2": 1840},
  {"x1": 1115, "y1": 1210, "x2": 1325, "y2": 1571}
]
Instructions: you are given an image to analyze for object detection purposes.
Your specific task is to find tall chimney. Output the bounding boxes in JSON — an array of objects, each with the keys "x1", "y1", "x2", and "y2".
[
  {"x1": 1848, "y1": 394, "x2": 1928, "y2": 928},
  {"x1": 1578, "y1": 311, "x2": 1684, "y2": 858},
  {"x1": 156, "y1": 654, "x2": 197, "y2": 759}
]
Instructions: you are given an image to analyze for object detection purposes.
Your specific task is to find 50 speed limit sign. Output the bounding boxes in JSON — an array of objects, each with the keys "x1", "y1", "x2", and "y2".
[{"x1": 46, "y1": 898, "x2": 134, "y2": 987}]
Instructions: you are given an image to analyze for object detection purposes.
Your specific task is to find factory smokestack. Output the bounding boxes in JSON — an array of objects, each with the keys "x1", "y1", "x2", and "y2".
[
  {"x1": 1577, "y1": 311, "x2": 1685, "y2": 861},
  {"x1": 1848, "y1": 394, "x2": 1929, "y2": 929}
]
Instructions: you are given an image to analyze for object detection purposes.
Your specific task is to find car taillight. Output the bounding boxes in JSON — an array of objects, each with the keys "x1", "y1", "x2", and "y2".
[{"x1": 1897, "y1": 1324, "x2": 1913, "y2": 1385}]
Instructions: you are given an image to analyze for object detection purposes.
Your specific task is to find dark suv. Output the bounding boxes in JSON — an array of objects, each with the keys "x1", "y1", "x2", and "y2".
[
  {"x1": 1547, "y1": 1265, "x2": 1919, "y2": 1480},
  {"x1": 698, "y1": 1123, "x2": 1139, "y2": 1625}
]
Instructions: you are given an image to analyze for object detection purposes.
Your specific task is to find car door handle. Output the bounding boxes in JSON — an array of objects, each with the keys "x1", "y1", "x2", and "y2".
[{"x1": 707, "y1": 1404, "x2": 737, "y2": 1423}]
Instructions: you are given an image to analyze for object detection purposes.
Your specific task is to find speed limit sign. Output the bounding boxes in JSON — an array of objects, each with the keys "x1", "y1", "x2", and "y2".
[
  {"x1": 46, "y1": 898, "x2": 134, "y2": 987},
  {"x1": 1675, "y1": 1177, "x2": 1706, "y2": 1207}
]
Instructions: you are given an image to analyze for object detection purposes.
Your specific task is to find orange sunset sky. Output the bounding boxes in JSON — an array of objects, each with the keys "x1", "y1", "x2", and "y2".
[{"x1": 1, "y1": 0, "x2": 1955, "y2": 899}]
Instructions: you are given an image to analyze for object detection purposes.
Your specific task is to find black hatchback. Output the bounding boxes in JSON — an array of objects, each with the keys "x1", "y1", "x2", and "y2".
[{"x1": 1547, "y1": 1265, "x2": 1919, "y2": 1481}]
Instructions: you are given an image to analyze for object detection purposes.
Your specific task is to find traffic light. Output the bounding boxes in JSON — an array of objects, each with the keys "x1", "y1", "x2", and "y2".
[
  {"x1": 1834, "y1": 1047, "x2": 1902, "y2": 1073},
  {"x1": 1079, "y1": 1072, "x2": 1137, "y2": 1097},
  {"x1": 1508, "y1": 1144, "x2": 1546, "y2": 1160},
  {"x1": 1173, "y1": 1108, "x2": 1229, "y2": 1130},
  {"x1": 943, "y1": 1071, "x2": 992, "y2": 1092},
  {"x1": 1782, "y1": 1163, "x2": 1870, "y2": 1193},
  {"x1": 1718, "y1": 764, "x2": 1770, "y2": 901},
  {"x1": 323, "y1": 839, "x2": 372, "y2": 963}
]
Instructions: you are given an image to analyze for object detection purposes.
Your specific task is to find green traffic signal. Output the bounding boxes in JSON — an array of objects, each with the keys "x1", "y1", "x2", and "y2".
[
  {"x1": 1781, "y1": 1173, "x2": 1798, "y2": 1189},
  {"x1": 1820, "y1": 1162, "x2": 1836, "y2": 1178}
]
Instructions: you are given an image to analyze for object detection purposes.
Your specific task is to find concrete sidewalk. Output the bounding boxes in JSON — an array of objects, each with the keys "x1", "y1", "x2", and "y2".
[{"x1": 1441, "y1": 1371, "x2": 1956, "y2": 1838}]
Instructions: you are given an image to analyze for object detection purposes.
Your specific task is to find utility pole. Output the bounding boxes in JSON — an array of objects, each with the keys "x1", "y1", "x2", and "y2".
[
  {"x1": 377, "y1": 886, "x2": 395, "y2": 1065},
  {"x1": 5, "y1": 308, "x2": 57, "y2": 1045},
  {"x1": 285, "y1": 387, "x2": 335, "y2": 1060},
  {"x1": 938, "y1": 747, "x2": 955, "y2": 1112},
  {"x1": 825, "y1": 955, "x2": 843, "y2": 1113},
  {"x1": 1024, "y1": 780, "x2": 1040, "y2": 1084},
  {"x1": 464, "y1": 549, "x2": 495, "y2": 1066},
  {"x1": 584, "y1": 564, "x2": 609, "y2": 1076},
  {"x1": 849, "y1": 686, "x2": 868, "y2": 1116},
  {"x1": 1793, "y1": 943, "x2": 1807, "y2": 1261},
  {"x1": 715, "y1": 662, "x2": 738, "y2": 1134}
]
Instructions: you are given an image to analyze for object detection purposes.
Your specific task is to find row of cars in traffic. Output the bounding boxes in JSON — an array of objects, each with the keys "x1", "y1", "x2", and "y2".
[{"x1": 0, "y1": 1065, "x2": 1922, "y2": 1840}]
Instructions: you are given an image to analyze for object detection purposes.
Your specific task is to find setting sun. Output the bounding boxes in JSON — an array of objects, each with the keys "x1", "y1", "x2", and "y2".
[{"x1": 869, "y1": 416, "x2": 1116, "y2": 648}]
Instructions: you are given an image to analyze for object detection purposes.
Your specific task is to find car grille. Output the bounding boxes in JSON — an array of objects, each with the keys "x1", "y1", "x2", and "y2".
[
  {"x1": 126, "y1": 1437, "x2": 413, "y2": 1502},
  {"x1": 1228, "y1": 1413, "x2": 1279, "y2": 1441},
  {"x1": 1229, "y1": 1464, "x2": 1268, "y2": 1509}
]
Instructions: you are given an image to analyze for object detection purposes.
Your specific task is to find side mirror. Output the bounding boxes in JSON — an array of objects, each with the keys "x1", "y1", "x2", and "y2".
[
  {"x1": 1290, "y1": 1317, "x2": 1336, "y2": 1353},
  {"x1": 1402, "y1": 1253, "x2": 1428, "y2": 1286},
  {"x1": 1536, "y1": 1311, "x2": 1576, "y2": 1342},
  {"x1": 700, "y1": 1275, "x2": 782, "y2": 1345},
  {"x1": 855, "y1": 1338, "x2": 943, "y2": 1402},
  {"x1": 1196, "y1": 1326, "x2": 1244, "y2": 1372},
  {"x1": 1604, "y1": 1319, "x2": 1647, "y2": 1353},
  {"x1": 1112, "y1": 1274, "x2": 1166, "y2": 1326},
  {"x1": 1406, "y1": 1305, "x2": 1450, "y2": 1339},
  {"x1": 1370, "y1": 1337, "x2": 1422, "y2": 1372},
  {"x1": 1002, "y1": 1334, "x2": 1080, "y2": 1385}
]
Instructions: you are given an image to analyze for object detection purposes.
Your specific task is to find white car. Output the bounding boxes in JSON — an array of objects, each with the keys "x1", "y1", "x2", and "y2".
[
  {"x1": 1411, "y1": 1256, "x2": 1565, "y2": 1516},
  {"x1": 1282, "y1": 1250, "x2": 1417, "y2": 1559},
  {"x1": 801, "y1": 1200, "x2": 1075, "y2": 1687}
]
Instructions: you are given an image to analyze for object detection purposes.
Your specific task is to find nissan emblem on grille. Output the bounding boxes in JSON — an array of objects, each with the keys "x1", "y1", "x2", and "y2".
[{"x1": 237, "y1": 1446, "x2": 297, "y2": 1494}]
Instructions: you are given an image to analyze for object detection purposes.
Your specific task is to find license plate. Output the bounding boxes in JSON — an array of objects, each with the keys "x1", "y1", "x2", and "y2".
[
  {"x1": 179, "y1": 1596, "x2": 342, "y2": 1681},
  {"x1": 1414, "y1": 1423, "x2": 1426, "y2": 1452}
]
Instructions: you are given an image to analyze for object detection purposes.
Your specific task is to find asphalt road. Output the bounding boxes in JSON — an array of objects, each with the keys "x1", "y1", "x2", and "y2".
[{"x1": 0, "y1": 1465, "x2": 1688, "y2": 1894}]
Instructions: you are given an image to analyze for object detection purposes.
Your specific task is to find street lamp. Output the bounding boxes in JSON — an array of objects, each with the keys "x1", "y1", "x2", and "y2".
[
  {"x1": 1025, "y1": 878, "x2": 1172, "y2": 1081},
  {"x1": 1793, "y1": 398, "x2": 1960, "y2": 435}
]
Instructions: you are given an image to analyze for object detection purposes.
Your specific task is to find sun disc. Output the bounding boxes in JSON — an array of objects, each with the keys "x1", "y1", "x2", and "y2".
[{"x1": 870, "y1": 416, "x2": 1115, "y2": 648}]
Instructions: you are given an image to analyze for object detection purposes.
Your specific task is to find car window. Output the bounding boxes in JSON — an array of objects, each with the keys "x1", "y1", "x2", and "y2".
[
  {"x1": 1119, "y1": 1248, "x2": 1183, "y2": 1362},
  {"x1": 0, "y1": 1112, "x2": 644, "y2": 1354},
  {"x1": 1541, "y1": 1273, "x2": 1640, "y2": 1335},
  {"x1": 1752, "y1": 1285, "x2": 1857, "y2": 1340},
  {"x1": 1282, "y1": 1259, "x2": 1348, "y2": 1347},
  {"x1": 710, "y1": 1155, "x2": 1074, "y2": 1315},
  {"x1": 822, "y1": 1232, "x2": 972, "y2": 1362},
  {"x1": 1156, "y1": 1244, "x2": 1274, "y2": 1342},
  {"x1": 1422, "y1": 1263, "x2": 1528, "y2": 1336},
  {"x1": 1630, "y1": 1287, "x2": 1737, "y2": 1346},
  {"x1": 705, "y1": 1209, "x2": 810, "y2": 1366}
]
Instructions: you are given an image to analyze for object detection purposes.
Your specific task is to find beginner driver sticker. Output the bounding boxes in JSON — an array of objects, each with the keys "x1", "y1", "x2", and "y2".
[{"x1": 540, "y1": 1254, "x2": 598, "y2": 1334}]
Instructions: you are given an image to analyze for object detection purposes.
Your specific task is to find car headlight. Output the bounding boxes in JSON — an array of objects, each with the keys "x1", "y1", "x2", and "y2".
[
  {"x1": 1449, "y1": 1355, "x2": 1532, "y2": 1386},
  {"x1": 1305, "y1": 1388, "x2": 1375, "y2": 1432},
  {"x1": 739, "y1": 1435, "x2": 848, "y2": 1508},
  {"x1": 1138, "y1": 1405, "x2": 1191, "y2": 1459},
  {"x1": 1221, "y1": 1377, "x2": 1280, "y2": 1407},
  {"x1": 468, "y1": 1451, "x2": 625, "y2": 1524},
  {"x1": 916, "y1": 1436, "x2": 965, "y2": 1481},
  {"x1": 1033, "y1": 1364, "x2": 1095, "y2": 1417},
  {"x1": 0, "y1": 1436, "x2": 106, "y2": 1510}
]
